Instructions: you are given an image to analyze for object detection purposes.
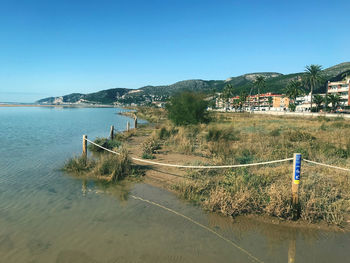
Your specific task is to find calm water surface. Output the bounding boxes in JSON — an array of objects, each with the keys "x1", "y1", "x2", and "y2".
[{"x1": 0, "y1": 107, "x2": 349, "y2": 263}]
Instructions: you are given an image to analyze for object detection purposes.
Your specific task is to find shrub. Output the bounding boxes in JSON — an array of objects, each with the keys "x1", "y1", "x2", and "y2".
[
  {"x1": 285, "y1": 130, "x2": 315, "y2": 142},
  {"x1": 235, "y1": 149, "x2": 254, "y2": 164},
  {"x1": 166, "y1": 91, "x2": 209, "y2": 125}
]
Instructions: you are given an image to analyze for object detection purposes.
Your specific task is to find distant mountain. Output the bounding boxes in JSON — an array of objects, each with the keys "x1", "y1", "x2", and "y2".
[
  {"x1": 37, "y1": 88, "x2": 130, "y2": 105},
  {"x1": 37, "y1": 62, "x2": 350, "y2": 105}
]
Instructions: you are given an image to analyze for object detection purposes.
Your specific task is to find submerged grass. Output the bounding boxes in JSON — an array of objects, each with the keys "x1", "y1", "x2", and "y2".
[{"x1": 64, "y1": 148, "x2": 144, "y2": 182}]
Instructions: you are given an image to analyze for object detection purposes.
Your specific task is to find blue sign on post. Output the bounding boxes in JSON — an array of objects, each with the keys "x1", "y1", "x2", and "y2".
[{"x1": 293, "y1": 153, "x2": 301, "y2": 184}]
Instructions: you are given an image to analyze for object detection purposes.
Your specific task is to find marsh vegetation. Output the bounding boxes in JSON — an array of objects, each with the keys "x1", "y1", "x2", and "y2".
[{"x1": 140, "y1": 110, "x2": 350, "y2": 226}]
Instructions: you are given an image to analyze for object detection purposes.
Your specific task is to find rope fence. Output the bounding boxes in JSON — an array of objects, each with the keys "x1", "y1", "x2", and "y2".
[
  {"x1": 86, "y1": 138, "x2": 293, "y2": 169},
  {"x1": 82, "y1": 133, "x2": 349, "y2": 218},
  {"x1": 86, "y1": 138, "x2": 350, "y2": 172},
  {"x1": 303, "y1": 159, "x2": 350, "y2": 172}
]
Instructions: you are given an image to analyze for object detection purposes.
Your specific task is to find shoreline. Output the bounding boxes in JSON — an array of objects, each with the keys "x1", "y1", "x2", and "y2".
[
  {"x1": 0, "y1": 104, "x2": 116, "y2": 108},
  {"x1": 66, "y1": 106, "x2": 350, "y2": 231}
]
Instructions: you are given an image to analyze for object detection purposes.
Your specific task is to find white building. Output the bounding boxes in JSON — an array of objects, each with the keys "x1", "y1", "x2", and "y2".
[{"x1": 327, "y1": 78, "x2": 350, "y2": 107}]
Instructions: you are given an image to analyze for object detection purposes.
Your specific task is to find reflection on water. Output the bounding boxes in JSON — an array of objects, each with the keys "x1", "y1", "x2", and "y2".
[{"x1": 0, "y1": 107, "x2": 349, "y2": 263}]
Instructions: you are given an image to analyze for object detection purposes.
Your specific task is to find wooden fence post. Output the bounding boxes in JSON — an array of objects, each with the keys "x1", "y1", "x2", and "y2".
[
  {"x1": 134, "y1": 115, "x2": 138, "y2": 129},
  {"x1": 110, "y1": 125, "x2": 114, "y2": 140},
  {"x1": 292, "y1": 153, "x2": 301, "y2": 219},
  {"x1": 82, "y1": 135, "x2": 87, "y2": 161},
  {"x1": 127, "y1": 121, "x2": 130, "y2": 132}
]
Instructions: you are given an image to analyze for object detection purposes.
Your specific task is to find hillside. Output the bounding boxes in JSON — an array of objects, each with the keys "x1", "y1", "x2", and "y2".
[
  {"x1": 37, "y1": 62, "x2": 350, "y2": 105},
  {"x1": 37, "y1": 88, "x2": 130, "y2": 105}
]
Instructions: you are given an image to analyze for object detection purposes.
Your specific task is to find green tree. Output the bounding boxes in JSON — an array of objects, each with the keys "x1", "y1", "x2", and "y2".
[
  {"x1": 254, "y1": 76, "x2": 265, "y2": 111},
  {"x1": 303, "y1": 64, "x2": 323, "y2": 110},
  {"x1": 327, "y1": 94, "x2": 341, "y2": 111},
  {"x1": 166, "y1": 91, "x2": 209, "y2": 125},
  {"x1": 313, "y1": 94, "x2": 324, "y2": 112},
  {"x1": 285, "y1": 80, "x2": 304, "y2": 102}
]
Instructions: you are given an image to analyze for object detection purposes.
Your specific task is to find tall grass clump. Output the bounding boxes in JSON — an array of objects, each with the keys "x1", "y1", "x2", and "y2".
[
  {"x1": 141, "y1": 137, "x2": 161, "y2": 159},
  {"x1": 206, "y1": 125, "x2": 240, "y2": 142},
  {"x1": 93, "y1": 148, "x2": 132, "y2": 181},
  {"x1": 63, "y1": 156, "x2": 95, "y2": 174},
  {"x1": 88, "y1": 137, "x2": 121, "y2": 152}
]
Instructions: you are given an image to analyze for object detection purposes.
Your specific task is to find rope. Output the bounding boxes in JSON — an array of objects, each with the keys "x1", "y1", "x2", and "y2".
[
  {"x1": 86, "y1": 139, "x2": 292, "y2": 169},
  {"x1": 303, "y1": 159, "x2": 350, "y2": 172},
  {"x1": 130, "y1": 195, "x2": 264, "y2": 263}
]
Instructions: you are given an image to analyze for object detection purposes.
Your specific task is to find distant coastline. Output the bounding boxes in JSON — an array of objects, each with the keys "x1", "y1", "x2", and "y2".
[{"x1": 0, "y1": 103, "x2": 115, "y2": 108}]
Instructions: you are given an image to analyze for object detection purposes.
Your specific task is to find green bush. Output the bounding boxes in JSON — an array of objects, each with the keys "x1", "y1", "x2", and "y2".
[{"x1": 166, "y1": 91, "x2": 209, "y2": 125}]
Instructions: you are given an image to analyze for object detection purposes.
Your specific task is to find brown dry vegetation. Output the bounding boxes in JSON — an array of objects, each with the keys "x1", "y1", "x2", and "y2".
[{"x1": 140, "y1": 111, "x2": 350, "y2": 226}]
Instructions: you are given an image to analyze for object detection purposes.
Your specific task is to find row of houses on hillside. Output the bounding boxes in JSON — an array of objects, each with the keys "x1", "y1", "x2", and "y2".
[
  {"x1": 216, "y1": 93, "x2": 290, "y2": 111},
  {"x1": 215, "y1": 78, "x2": 350, "y2": 112}
]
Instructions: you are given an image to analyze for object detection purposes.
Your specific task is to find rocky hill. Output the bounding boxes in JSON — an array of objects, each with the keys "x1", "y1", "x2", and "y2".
[{"x1": 37, "y1": 62, "x2": 350, "y2": 105}]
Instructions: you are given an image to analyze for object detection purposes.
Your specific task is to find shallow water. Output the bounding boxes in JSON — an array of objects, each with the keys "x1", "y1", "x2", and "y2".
[{"x1": 0, "y1": 107, "x2": 349, "y2": 263}]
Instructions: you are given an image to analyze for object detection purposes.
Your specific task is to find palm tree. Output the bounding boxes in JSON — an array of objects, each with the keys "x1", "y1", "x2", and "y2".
[
  {"x1": 313, "y1": 94, "x2": 324, "y2": 112},
  {"x1": 254, "y1": 76, "x2": 266, "y2": 111},
  {"x1": 285, "y1": 80, "x2": 304, "y2": 102},
  {"x1": 303, "y1": 64, "x2": 323, "y2": 111},
  {"x1": 268, "y1": 96, "x2": 273, "y2": 110},
  {"x1": 239, "y1": 91, "x2": 248, "y2": 111},
  {"x1": 327, "y1": 94, "x2": 341, "y2": 111},
  {"x1": 220, "y1": 84, "x2": 234, "y2": 111}
]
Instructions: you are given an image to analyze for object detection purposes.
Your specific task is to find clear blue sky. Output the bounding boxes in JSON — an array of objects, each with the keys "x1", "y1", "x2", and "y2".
[{"x1": 1, "y1": 0, "x2": 349, "y2": 102}]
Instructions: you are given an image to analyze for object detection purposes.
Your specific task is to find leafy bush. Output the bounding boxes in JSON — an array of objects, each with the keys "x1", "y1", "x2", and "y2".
[{"x1": 166, "y1": 91, "x2": 209, "y2": 125}]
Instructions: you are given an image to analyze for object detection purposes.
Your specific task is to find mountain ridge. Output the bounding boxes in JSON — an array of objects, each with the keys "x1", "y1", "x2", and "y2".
[{"x1": 37, "y1": 62, "x2": 350, "y2": 105}]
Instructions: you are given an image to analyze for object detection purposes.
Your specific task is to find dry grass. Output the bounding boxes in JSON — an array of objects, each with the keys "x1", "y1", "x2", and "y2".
[{"x1": 152, "y1": 111, "x2": 350, "y2": 226}]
